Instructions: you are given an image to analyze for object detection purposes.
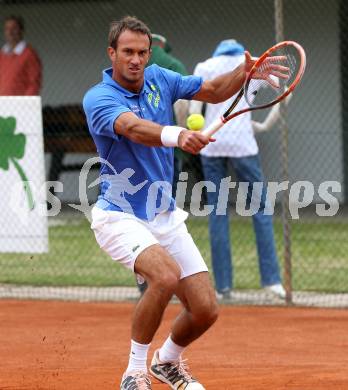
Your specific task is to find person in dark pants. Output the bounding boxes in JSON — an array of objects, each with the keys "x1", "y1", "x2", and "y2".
[{"x1": 190, "y1": 39, "x2": 286, "y2": 300}]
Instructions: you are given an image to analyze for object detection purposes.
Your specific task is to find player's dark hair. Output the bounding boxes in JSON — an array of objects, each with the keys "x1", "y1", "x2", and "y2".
[
  {"x1": 108, "y1": 16, "x2": 152, "y2": 50},
  {"x1": 4, "y1": 15, "x2": 25, "y2": 32}
]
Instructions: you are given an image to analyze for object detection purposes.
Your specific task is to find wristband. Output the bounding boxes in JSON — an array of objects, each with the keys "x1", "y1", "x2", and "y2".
[{"x1": 161, "y1": 126, "x2": 185, "y2": 147}]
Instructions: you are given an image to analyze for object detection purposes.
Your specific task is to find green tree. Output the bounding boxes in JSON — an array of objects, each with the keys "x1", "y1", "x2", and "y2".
[{"x1": 0, "y1": 116, "x2": 35, "y2": 210}]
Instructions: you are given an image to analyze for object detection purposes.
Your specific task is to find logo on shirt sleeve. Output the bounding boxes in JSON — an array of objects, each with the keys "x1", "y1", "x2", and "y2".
[{"x1": 130, "y1": 105, "x2": 141, "y2": 113}]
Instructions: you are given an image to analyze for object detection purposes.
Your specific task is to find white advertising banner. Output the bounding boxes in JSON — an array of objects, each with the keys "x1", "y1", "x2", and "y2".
[{"x1": 0, "y1": 97, "x2": 48, "y2": 253}]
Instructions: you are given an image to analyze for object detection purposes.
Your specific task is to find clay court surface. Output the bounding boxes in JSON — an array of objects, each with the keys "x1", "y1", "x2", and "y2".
[{"x1": 1, "y1": 300, "x2": 347, "y2": 390}]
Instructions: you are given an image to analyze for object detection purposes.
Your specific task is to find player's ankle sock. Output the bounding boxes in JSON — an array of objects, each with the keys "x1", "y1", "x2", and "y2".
[
  {"x1": 126, "y1": 339, "x2": 150, "y2": 373},
  {"x1": 158, "y1": 335, "x2": 185, "y2": 362}
]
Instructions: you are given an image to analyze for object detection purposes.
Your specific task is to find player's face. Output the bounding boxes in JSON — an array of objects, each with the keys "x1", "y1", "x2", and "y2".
[
  {"x1": 108, "y1": 29, "x2": 151, "y2": 92},
  {"x1": 4, "y1": 20, "x2": 22, "y2": 47}
]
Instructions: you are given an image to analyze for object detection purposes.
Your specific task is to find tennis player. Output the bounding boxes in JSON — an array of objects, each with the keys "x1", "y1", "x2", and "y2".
[{"x1": 83, "y1": 16, "x2": 287, "y2": 390}]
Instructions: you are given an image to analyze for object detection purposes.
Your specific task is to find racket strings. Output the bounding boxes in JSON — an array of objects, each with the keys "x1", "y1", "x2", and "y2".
[
  {"x1": 245, "y1": 45, "x2": 301, "y2": 107},
  {"x1": 255, "y1": 62, "x2": 275, "y2": 80},
  {"x1": 286, "y1": 54, "x2": 298, "y2": 81}
]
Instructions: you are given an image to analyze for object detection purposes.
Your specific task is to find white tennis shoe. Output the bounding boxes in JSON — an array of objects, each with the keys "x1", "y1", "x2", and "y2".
[
  {"x1": 150, "y1": 349, "x2": 205, "y2": 389},
  {"x1": 265, "y1": 283, "x2": 286, "y2": 299},
  {"x1": 120, "y1": 370, "x2": 151, "y2": 389}
]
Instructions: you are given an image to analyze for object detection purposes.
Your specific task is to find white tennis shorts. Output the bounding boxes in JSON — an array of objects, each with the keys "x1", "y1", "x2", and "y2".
[{"x1": 91, "y1": 206, "x2": 208, "y2": 283}]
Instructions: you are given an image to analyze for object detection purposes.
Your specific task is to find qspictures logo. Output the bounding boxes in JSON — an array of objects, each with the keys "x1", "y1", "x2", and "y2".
[
  {"x1": 5, "y1": 156, "x2": 342, "y2": 223},
  {"x1": 0, "y1": 116, "x2": 35, "y2": 210}
]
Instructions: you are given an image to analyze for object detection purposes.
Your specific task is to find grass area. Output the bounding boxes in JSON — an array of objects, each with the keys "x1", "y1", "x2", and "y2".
[
  {"x1": 188, "y1": 217, "x2": 348, "y2": 293},
  {"x1": 0, "y1": 215, "x2": 348, "y2": 293}
]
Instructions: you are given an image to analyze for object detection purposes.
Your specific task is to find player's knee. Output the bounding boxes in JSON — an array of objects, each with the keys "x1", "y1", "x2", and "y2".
[
  {"x1": 194, "y1": 301, "x2": 219, "y2": 326},
  {"x1": 206, "y1": 303, "x2": 219, "y2": 326},
  {"x1": 152, "y1": 272, "x2": 180, "y2": 295}
]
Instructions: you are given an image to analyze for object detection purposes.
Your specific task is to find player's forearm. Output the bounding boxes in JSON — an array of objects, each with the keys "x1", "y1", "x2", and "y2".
[
  {"x1": 125, "y1": 121, "x2": 209, "y2": 153},
  {"x1": 209, "y1": 63, "x2": 246, "y2": 102},
  {"x1": 193, "y1": 63, "x2": 246, "y2": 104},
  {"x1": 115, "y1": 115, "x2": 164, "y2": 146},
  {"x1": 114, "y1": 112, "x2": 210, "y2": 153}
]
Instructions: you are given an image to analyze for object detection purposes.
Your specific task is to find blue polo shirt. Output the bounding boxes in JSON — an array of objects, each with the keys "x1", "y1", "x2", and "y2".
[{"x1": 83, "y1": 65, "x2": 202, "y2": 221}]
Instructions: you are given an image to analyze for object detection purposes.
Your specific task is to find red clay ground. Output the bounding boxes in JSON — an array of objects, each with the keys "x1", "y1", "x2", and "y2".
[{"x1": 0, "y1": 300, "x2": 347, "y2": 390}]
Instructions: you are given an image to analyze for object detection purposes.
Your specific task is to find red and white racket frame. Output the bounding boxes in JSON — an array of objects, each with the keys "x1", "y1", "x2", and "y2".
[{"x1": 202, "y1": 40, "x2": 306, "y2": 138}]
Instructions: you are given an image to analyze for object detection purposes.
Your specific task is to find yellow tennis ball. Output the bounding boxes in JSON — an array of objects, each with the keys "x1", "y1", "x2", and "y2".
[{"x1": 186, "y1": 114, "x2": 205, "y2": 131}]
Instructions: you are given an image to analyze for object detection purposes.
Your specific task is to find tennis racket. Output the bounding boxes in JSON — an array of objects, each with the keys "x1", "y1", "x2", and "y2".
[{"x1": 202, "y1": 40, "x2": 306, "y2": 138}]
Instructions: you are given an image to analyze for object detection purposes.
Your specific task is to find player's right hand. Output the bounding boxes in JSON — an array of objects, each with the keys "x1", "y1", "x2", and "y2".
[{"x1": 178, "y1": 130, "x2": 214, "y2": 154}]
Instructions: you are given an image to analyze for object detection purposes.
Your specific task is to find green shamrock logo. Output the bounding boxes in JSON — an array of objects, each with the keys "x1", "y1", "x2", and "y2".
[{"x1": 0, "y1": 116, "x2": 35, "y2": 210}]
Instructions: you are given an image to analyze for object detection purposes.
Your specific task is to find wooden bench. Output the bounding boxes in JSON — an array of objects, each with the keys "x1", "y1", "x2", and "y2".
[{"x1": 43, "y1": 105, "x2": 97, "y2": 183}]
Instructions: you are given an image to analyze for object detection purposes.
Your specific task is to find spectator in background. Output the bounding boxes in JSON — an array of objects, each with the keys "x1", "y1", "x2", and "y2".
[
  {"x1": 148, "y1": 33, "x2": 187, "y2": 75},
  {"x1": 0, "y1": 15, "x2": 42, "y2": 95},
  {"x1": 190, "y1": 39, "x2": 286, "y2": 300}
]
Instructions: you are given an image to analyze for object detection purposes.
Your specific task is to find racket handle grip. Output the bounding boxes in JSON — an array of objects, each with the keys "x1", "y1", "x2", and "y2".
[{"x1": 201, "y1": 117, "x2": 224, "y2": 138}]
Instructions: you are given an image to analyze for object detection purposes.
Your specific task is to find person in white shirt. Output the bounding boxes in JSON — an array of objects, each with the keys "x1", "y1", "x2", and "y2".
[{"x1": 190, "y1": 39, "x2": 286, "y2": 300}]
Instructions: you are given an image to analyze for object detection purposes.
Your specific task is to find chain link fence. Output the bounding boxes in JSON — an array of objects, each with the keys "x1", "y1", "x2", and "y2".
[{"x1": 0, "y1": 0, "x2": 347, "y2": 307}]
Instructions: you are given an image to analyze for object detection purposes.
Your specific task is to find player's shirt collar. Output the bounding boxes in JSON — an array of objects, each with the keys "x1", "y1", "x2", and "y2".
[{"x1": 102, "y1": 67, "x2": 152, "y2": 97}]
